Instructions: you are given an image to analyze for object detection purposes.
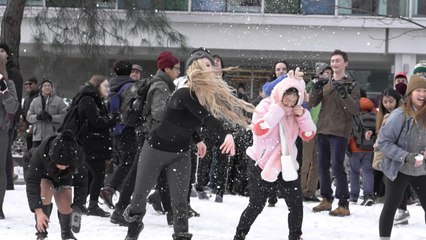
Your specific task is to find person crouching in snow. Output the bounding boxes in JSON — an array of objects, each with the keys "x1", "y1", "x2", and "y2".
[
  {"x1": 26, "y1": 130, "x2": 81, "y2": 240},
  {"x1": 233, "y1": 68, "x2": 316, "y2": 240}
]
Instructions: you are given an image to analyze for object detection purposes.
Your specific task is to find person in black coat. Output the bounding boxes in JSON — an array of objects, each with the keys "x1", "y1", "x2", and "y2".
[
  {"x1": 75, "y1": 75, "x2": 118, "y2": 217},
  {"x1": 26, "y1": 130, "x2": 80, "y2": 240}
]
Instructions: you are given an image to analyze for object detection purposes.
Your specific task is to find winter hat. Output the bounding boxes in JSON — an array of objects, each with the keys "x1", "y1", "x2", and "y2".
[
  {"x1": 0, "y1": 43, "x2": 11, "y2": 56},
  {"x1": 185, "y1": 47, "x2": 214, "y2": 70},
  {"x1": 406, "y1": 74, "x2": 426, "y2": 96},
  {"x1": 48, "y1": 130, "x2": 78, "y2": 166},
  {"x1": 413, "y1": 60, "x2": 426, "y2": 74},
  {"x1": 394, "y1": 72, "x2": 407, "y2": 80},
  {"x1": 132, "y1": 64, "x2": 143, "y2": 73},
  {"x1": 26, "y1": 76, "x2": 38, "y2": 84},
  {"x1": 113, "y1": 59, "x2": 132, "y2": 76},
  {"x1": 40, "y1": 78, "x2": 53, "y2": 87},
  {"x1": 157, "y1": 51, "x2": 179, "y2": 70},
  {"x1": 395, "y1": 82, "x2": 407, "y2": 96},
  {"x1": 315, "y1": 62, "x2": 331, "y2": 76}
]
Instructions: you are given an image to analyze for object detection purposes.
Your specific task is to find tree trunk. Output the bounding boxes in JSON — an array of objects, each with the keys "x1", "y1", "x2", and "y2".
[{"x1": 1, "y1": 0, "x2": 26, "y2": 67}]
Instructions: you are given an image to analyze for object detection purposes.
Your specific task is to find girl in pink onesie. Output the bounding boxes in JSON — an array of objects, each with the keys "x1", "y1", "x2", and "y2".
[{"x1": 233, "y1": 69, "x2": 316, "y2": 240}]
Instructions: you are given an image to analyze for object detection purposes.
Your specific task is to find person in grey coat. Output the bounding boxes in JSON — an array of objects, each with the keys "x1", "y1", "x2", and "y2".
[
  {"x1": 378, "y1": 74, "x2": 426, "y2": 239},
  {"x1": 26, "y1": 79, "x2": 67, "y2": 147}
]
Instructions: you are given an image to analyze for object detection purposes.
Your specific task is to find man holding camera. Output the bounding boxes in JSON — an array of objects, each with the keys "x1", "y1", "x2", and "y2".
[{"x1": 309, "y1": 50, "x2": 361, "y2": 217}]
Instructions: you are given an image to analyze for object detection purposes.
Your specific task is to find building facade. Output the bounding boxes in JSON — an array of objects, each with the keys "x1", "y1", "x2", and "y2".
[{"x1": 1, "y1": 0, "x2": 426, "y2": 98}]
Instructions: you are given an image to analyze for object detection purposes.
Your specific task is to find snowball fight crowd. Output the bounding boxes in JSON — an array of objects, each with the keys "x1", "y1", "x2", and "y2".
[{"x1": 0, "y1": 43, "x2": 426, "y2": 240}]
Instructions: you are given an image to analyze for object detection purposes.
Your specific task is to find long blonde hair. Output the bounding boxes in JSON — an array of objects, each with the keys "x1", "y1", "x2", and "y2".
[
  {"x1": 403, "y1": 93, "x2": 426, "y2": 128},
  {"x1": 187, "y1": 59, "x2": 255, "y2": 128}
]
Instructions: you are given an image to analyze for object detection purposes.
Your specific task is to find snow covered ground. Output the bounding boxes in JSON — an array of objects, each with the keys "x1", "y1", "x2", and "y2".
[{"x1": 1, "y1": 178, "x2": 425, "y2": 240}]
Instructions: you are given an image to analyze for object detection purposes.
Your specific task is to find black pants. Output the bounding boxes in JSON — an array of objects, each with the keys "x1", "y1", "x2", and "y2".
[
  {"x1": 235, "y1": 160, "x2": 303, "y2": 239},
  {"x1": 115, "y1": 135, "x2": 145, "y2": 210},
  {"x1": 379, "y1": 172, "x2": 426, "y2": 237},
  {"x1": 72, "y1": 163, "x2": 88, "y2": 209},
  {"x1": 129, "y1": 141, "x2": 191, "y2": 234},
  {"x1": 85, "y1": 158, "x2": 106, "y2": 202},
  {"x1": 108, "y1": 127, "x2": 137, "y2": 190}
]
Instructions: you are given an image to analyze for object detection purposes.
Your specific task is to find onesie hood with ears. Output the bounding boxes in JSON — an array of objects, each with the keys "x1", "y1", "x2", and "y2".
[{"x1": 270, "y1": 75, "x2": 306, "y2": 107}]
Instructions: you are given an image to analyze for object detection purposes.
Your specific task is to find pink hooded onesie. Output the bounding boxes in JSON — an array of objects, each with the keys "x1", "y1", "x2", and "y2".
[{"x1": 247, "y1": 76, "x2": 316, "y2": 182}]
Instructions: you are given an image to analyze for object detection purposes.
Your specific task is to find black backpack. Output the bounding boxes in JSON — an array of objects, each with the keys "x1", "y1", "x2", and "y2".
[
  {"x1": 120, "y1": 77, "x2": 163, "y2": 128},
  {"x1": 353, "y1": 111, "x2": 376, "y2": 150},
  {"x1": 57, "y1": 94, "x2": 88, "y2": 142}
]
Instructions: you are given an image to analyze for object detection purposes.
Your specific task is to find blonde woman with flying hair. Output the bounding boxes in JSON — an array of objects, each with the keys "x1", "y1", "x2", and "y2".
[{"x1": 123, "y1": 56, "x2": 255, "y2": 240}]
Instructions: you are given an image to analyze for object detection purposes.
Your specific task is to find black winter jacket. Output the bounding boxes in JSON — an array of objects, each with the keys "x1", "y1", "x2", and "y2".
[
  {"x1": 76, "y1": 83, "x2": 115, "y2": 160},
  {"x1": 26, "y1": 135, "x2": 76, "y2": 212}
]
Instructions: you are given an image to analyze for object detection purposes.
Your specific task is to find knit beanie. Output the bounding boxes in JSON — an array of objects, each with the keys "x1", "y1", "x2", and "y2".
[
  {"x1": 406, "y1": 74, "x2": 426, "y2": 96},
  {"x1": 185, "y1": 48, "x2": 214, "y2": 70},
  {"x1": 132, "y1": 64, "x2": 143, "y2": 72},
  {"x1": 40, "y1": 78, "x2": 53, "y2": 87},
  {"x1": 157, "y1": 51, "x2": 179, "y2": 70},
  {"x1": 113, "y1": 59, "x2": 132, "y2": 76},
  {"x1": 315, "y1": 62, "x2": 330, "y2": 76},
  {"x1": 0, "y1": 43, "x2": 11, "y2": 56},
  {"x1": 48, "y1": 130, "x2": 78, "y2": 166},
  {"x1": 413, "y1": 60, "x2": 426, "y2": 74}
]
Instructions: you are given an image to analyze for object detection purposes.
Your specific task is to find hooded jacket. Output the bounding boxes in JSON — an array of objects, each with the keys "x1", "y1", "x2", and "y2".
[{"x1": 247, "y1": 76, "x2": 316, "y2": 182}]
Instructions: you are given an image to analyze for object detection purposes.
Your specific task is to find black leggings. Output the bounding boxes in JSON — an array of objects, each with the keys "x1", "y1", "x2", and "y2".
[
  {"x1": 379, "y1": 172, "x2": 426, "y2": 237},
  {"x1": 235, "y1": 160, "x2": 303, "y2": 239},
  {"x1": 85, "y1": 159, "x2": 106, "y2": 202}
]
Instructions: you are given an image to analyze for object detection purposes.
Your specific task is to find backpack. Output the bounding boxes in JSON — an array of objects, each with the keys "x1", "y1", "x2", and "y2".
[
  {"x1": 120, "y1": 77, "x2": 163, "y2": 128},
  {"x1": 108, "y1": 82, "x2": 133, "y2": 136},
  {"x1": 57, "y1": 94, "x2": 88, "y2": 142},
  {"x1": 353, "y1": 111, "x2": 377, "y2": 150}
]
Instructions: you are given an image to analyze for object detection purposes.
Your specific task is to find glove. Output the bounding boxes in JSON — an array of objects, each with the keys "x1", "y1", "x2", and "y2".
[
  {"x1": 109, "y1": 112, "x2": 121, "y2": 125},
  {"x1": 42, "y1": 111, "x2": 52, "y2": 122},
  {"x1": 271, "y1": 87, "x2": 284, "y2": 107},
  {"x1": 0, "y1": 74, "x2": 8, "y2": 93},
  {"x1": 36, "y1": 113, "x2": 46, "y2": 121},
  {"x1": 333, "y1": 82, "x2": 347, "y2": 99},
  {"x1": 313, "y1": 78, "x2": 328, "y2": 90}
]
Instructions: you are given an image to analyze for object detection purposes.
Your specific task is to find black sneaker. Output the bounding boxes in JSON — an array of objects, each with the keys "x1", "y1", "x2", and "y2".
[
  {"x1": 125, "y1": 221, "x2": 144, "y2": 240},
  {"x1": 87, "y1": 205, "x2": 111, "y2": 217},
  {"x1": 71, "y1": 206, "x2": 83, "y2": 233},
  {"x1": 187, "y1": 204, "x2": 200, "y2": 218},
  {"x1": 147, "y1": 191, "x2": 165, "y2": 214},
  {"x1": 111, "y1": 208, "x2": 129, "y2": 226},
  {"x1": 303, "y1": 196, "x2": 321, "y2": 202},
  {"x1": 360, "y1": 196, "x2": 374, "y2": 206}
]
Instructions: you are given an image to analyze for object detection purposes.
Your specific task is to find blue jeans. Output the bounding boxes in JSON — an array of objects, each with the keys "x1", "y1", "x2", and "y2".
[
  {"x1": 316, "y1": 134, "x2": 349, "y2": 206},
  {"x1": 349, "y1": 152, "x2": 374, "y2": 199}
]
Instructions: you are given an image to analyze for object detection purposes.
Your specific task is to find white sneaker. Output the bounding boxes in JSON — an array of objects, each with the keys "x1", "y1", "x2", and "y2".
[{"x1": 394, "y1": 209, "x2": 410, "y2": 225}]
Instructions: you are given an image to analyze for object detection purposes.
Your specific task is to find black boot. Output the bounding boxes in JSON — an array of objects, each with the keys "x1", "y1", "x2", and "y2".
[
  {"x1": 172, "y1": 232, "x2": 193, "y2": 240},
  {"x1": 86, "y1": 200, "x2": 111, "y2": 217},
  {"x1": 147, "y1": 189, "x2": 165, "y2": 213},
  {"x1": 110, "y1": 206, "x2": 128, "y2": 226},
  {"x1": 35, "y1": 204, "x2": 53, "y2": 240},
  {"x1": 123, "y1": 206, "x2": 144, "y2": 240},
  {"x1": 58, "y1": 212, "x2": 77, "y2": 240}
]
